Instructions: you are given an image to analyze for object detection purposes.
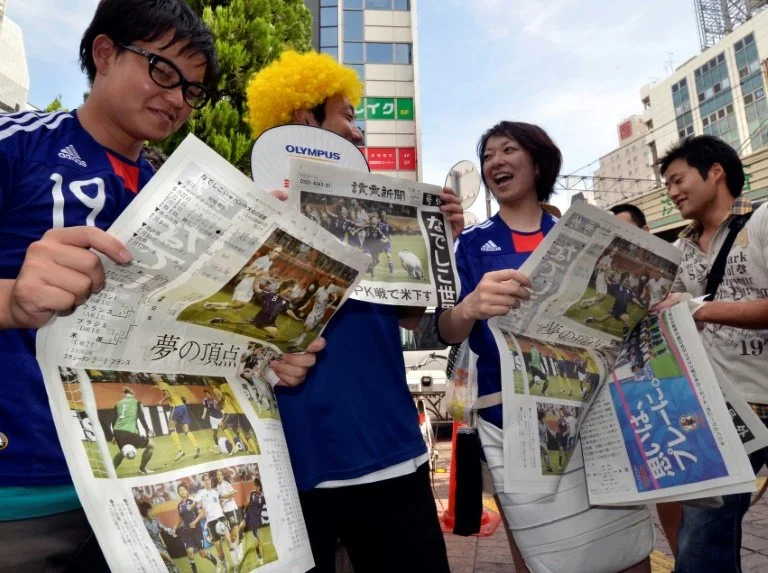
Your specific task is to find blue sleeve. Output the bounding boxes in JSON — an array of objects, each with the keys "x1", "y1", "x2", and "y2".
[{"x1": 454, "y1": 237, "x2": 478, "y2": 306}]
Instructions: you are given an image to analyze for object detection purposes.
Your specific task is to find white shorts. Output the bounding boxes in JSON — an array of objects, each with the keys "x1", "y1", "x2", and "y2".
[
  {"x1": 478, "y1": 418, "x2": 653, "y2": 573},
  {"x1": 232, "y1": 277, "x2": 256, "y2": 303},
  {"x1": 304, "y1": 305, "x2": 327, "y2": 331},
  {"x1": 577, "y1": 371, "x2": 587, "y2": 383},
  {"x1": 209, "y1": 415, "x2": 223, "y2": 430},
  {"x1": 595, "y1": 272, "x2": 607, "y2": 295}
]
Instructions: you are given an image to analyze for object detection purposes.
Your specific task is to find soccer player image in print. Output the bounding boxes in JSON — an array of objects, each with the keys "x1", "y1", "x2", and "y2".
[
  {"x1": 111, "y1": 387, "x2": 155, "y2": 475},
  {"x1": 215, "y1": 469, "x2": 245, "y2": 564},
  {"x1": 139, "y1": 500, "x2": 180, "y2": 573},
  {"x1": 245, "y1": 478, "x2": 269, "y2": 566},
  {"x1": 579, "y1": 249, "x2": 616, "y2": 309},
  {"x1": 212, "y1": 381, "x2": 259, "y2": 455},
  {"x1": 174, "y1": 483, "x2": 221, "y2": 573},
  {"x1": 201, "y1": 389, "x2": 225, "y2": 448},
  {"x1": 437, "y1": 121, "x2": 653, "y2": 573},
  {"x1": 585, "y1": 271, "x2": 644, "y2": 337},
  {"x1": 196, "y1": 472, "x2": 240, "y2": 572},
  {"x1": 288, "y1": 275, "x2": 338, "y2": 351},
  {"x1": 203, "y1": 247, "x2": 282, "y2": 312},
  {"x1": 153, "y1": 374, "x2": 201, "y2": 461}
]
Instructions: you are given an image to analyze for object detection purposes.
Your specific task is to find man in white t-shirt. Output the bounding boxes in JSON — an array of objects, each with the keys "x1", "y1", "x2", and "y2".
[{"x1": 656, "y1": 135, "x2": 768, "y2": 573}]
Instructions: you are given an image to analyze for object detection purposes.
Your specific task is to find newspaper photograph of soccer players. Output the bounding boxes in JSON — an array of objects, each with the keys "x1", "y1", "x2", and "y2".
[
  {"x1": 58, "y1": 367, "x2": 110, "y2": 478},
  {"x1": 178, "y1": 227, "x2": 357, "y2": 353},
  {"x1": 564, "y1": 237, "x2": 676, "y2": 338},
  {"x1": 579, "y1": 304, "x2": 763, "y2": 505},
  {"x1": 503, "y1": 333, "x2": 601, "y2": 402},
  {"x1": 131, "y1": 463, "x2": 276, "y2": 573},
  {"x1": 236, "y1": 342, "x2": 281, "y2": 421},
  {"x1": 86, "y1": 370, "x2": 260, "y2": 478},
  {"x1": 537, "y1": 402, "x2": 582, "y2": 476},
  {"x1": 290, "y1": 159, "x2": 460, "y2": 308}
]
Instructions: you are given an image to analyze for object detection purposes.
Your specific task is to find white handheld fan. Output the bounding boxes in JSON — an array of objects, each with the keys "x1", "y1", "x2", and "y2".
[{"x1": 250, "y1": 125, "x2": 370, "y2": 195}]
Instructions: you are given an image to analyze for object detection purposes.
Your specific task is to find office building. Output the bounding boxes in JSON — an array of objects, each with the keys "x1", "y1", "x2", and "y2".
[
  {"x1": 592, "y1": 115, "x2": 658, "y2": 208},
  {"x1": 0, "y1": 5, "x2": 29, "y2": 114},
  {"x1": 305, "y1": 0, "x2": 420, "y2": 180}
]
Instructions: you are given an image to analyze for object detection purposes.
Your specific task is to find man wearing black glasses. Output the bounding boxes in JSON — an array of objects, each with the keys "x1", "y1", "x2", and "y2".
[{"x1": 0, "y1": 1, "x2": 319, "y2": 571}]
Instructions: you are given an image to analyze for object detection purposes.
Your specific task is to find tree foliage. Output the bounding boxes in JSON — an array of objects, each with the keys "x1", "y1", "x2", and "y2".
[
  {"x1": 159, "y1": 0, "x2": 313, "y2": 173},
  {"x1": 44, "y1": 95, "x2": 67, "y2": 112}
]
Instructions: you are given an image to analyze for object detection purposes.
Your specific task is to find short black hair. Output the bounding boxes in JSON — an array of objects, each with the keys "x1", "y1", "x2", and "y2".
[
  {"x1": 610, "y1": 203, "x2": 647, "y2": 228},
  {"x1": 477, "y1": 121, "x2": 563, "y2": 202},
  {"x1": 310, "y1": 101, "x2": 327, "y2": 125},
  {"x1": 658, "y1": 135, "x2": 744, "y2": 198},
  {"x1": 80, "y1": 0, "x2": 219, "y2": 87},
  {"x1": 138, "y1": 500, "x2": 152, "y2": 518}
]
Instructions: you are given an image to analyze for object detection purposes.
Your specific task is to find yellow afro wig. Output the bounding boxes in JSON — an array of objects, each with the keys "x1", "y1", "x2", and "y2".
[{"x1": 245, "y1": 50, "x2": 363, "y2": 139}]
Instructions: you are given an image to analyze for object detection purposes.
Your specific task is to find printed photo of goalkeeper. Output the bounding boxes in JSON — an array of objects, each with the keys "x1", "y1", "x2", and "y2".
[
  {"x1": 177, "y1": 227, "x2": 357, "y2": 353},
  {"x1": 237, "y1": 342, "x2": 281, "y2": 421},
  {"x1": 564, "y1": 237, "x2": 677, "y2": 338},
  {"x1": 300, "y1": 191, "x2": 431, "y2": 284},
  {"x1": 537, "y1": 403, "x2": 582, "y2": 475},
  {"x1": 503, "y1": 333, "x2": 601, "y2": 402},
  {"x1": 86, "y1": 370, "x2": 259, "y2": 479},
  {"x1": 131, "y1": 463, "x2": 277, "y2": 573}
]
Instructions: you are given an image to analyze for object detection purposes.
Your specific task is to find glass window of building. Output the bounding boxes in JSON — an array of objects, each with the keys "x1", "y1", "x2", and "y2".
[
  {"x1": 321, "y1": 46, "x2": 339, "y2": 60},
  {"x1": 366, "y1": 0, "x2": 392, "y2": 8},
  {"x1": 695, "y1": 53, "x2": 739, "y2": 149},
  {"x1": 320, "y1": 0, "x2": 337, "y2": 6},
  {"x1": 366, "y1": 42, "x2": 394, "y2": 64},
  {"x1": 320, "y1": 6, "x2": 338, "y2": 26},
  {"x1": 344, "y1": 42, "x2": 364, "y2": 64},
  {"x1": 394, "y1": 43, "x2": 412, "y2": 64},
  {"x1": 393, "y1": 0, "x2": 410, "y2": 10},
  {"x1": 345, "y1": 0, "x2": 364, "y2": 8},
  {"x1": 344, "y1": 10, "x2": 364, "y2": 42},
  {"x1": 346, "y1": 63, "x2": 365, "y2": 81},
  {"x1": 737, "y1": 34, "x2": 768, "y2": 151},
  {"x1": 320, "y1": 26, "x2": 338, "y2": 48}
]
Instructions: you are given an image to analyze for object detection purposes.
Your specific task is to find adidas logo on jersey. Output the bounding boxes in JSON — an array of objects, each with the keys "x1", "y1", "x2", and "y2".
[
  {"x1": 480, "y1": 240, "x2": 502, "y2": 252},
  {"x1": 58, "y1": 145, "x2": 87, "y2": 167}
]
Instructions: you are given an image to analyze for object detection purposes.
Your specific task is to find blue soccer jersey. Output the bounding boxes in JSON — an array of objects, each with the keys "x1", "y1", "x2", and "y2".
[
  {"x1": 444, "y1": 211, "x2": 558, "y2": 429},
  {"x1": 203, "y1": 397, "x2": 222, "y2": 419},
  {"x1": 0, "y1": 111, "x2": 154, "y2": 487},
  {"x1": 250, "y1": 290, "x2": 289, "y2": 327}
]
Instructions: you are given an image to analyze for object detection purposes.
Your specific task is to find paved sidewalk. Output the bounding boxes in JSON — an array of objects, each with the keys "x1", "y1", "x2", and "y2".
[{"x1": 432, "y1": 435, "x2": 768, "y2": 573}]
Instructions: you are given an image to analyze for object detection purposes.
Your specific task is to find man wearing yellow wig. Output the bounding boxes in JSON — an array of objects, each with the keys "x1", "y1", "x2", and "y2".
[{"x1": 246, "y1": 51, "x2": 460, "y2": 572}]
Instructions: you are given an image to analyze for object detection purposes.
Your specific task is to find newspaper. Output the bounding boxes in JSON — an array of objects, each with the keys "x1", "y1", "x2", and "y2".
[
  {"x1": 488, "y1": 201, "x2": 763, "y2": 503},
  {"x1": 581, "y1": 306, "x2": 764, "y2": 505},
  {"x1": 289, "y1": 160, "x2": 460, "y2": 308},
  {"x1": 36, "y1": 135, "x2": 369, "y2": 573}
]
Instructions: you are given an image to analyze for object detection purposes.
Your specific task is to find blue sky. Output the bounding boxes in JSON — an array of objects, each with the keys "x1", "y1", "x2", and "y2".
[{"x1": 9, "y1": 0, "x2": 701, "y2": 215}]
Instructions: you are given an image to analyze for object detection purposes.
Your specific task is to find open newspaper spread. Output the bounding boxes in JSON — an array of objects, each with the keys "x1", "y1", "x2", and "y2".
[
  {"x1": 36, "y1": 135, "x2": 368, "y2": 573},
  {"x1": 289, "y1": 160, "x2": 459, "y2": 308},
  {"x1": 487, "y1": 201, "x2": 766, "y2": 504}
]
